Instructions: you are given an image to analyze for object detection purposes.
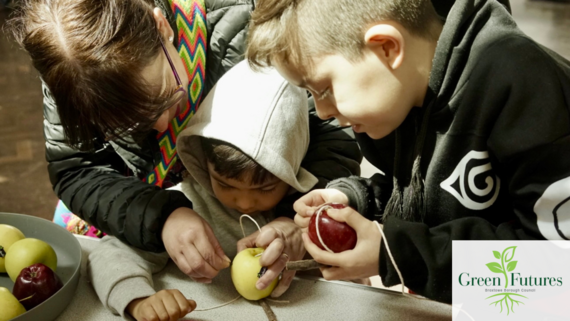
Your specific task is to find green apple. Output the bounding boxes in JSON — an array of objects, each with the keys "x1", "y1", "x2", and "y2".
[
  {"x1": 0, "y1": 287, "x2": 27, "y2": 320},
  {"x1": 231, "y1": 248, "x2": 279, "y2": 300},
  {"x1": 0, "y1": 224, "x2": 26, "y2": 273},
  {"x1": 5, "y1": 238, "x2": 57, "y2": 282}
]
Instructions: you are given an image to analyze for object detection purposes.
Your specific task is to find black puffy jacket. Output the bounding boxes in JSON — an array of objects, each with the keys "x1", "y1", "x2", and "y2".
[{"x1": 43, "y1": 0, "x2": 362, "y2": 252}]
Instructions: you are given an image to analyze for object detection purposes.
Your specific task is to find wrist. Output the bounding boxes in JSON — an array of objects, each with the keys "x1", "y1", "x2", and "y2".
[{"x1": 126, "y1": 297, "x2": 146, "y2": 319}]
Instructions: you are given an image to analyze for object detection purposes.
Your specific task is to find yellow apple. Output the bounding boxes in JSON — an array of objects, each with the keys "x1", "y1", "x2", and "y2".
[
  {"x1": 0, "y1": 287, "x2": 27, "y2": 320},
  {"x1": 5, "y1": 238, "x2": 57, "y2": 282},
  {"x1": 0, "y1": 224, "x2": 26, "y2": 273},
  {"x1": 231, "y1": 248, "x2": 279, "y2": 300}
]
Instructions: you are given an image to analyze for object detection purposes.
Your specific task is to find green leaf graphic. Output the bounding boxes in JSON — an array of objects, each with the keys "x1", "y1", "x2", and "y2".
[
  {"x1": 503, "y1": 246, "x2": 517, "y2": 262},
  {"x1": 486, "y1": 262, "x2": 504, "y2": 273},
  {"x1": 507, "y1": 261, "x2": 518, "y2": 272},
  {"x1": 493, "y1": 251, "x2": 501, "y2": 259}
]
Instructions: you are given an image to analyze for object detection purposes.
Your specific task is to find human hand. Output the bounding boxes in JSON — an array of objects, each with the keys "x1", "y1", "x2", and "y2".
[
  {"x1": 162, "y1": 207, "x2": 231, "y2": 283},
  {"x1": 236, "y1": 217, "x2": 305, "y2": 297},
  {"x1": 302, "y1": 206, "x2": 381, "y2": 280},
  {"x1": 127, "y1": 289, "x2": 196, "y2": 321},
  {"x1": 293, "y1": 189, "x2": 349, "y2": 229}
]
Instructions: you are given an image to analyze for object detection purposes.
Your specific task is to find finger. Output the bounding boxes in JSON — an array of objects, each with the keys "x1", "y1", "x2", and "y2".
[
  {"x1": 271, "y1": 270, "x2": 296, "y2": 297},
  {"x1": 293, "y1": 191, "x2": 323, "y2": 215},
  {"x1": 199, "y1": 224, "x2": 232, "y2": 270},
  {"x1": 172, "y1": 252, "x2": 199, "y2": 280},
  {"x1": 258, "y1": 238, "x2": 285, "y2": 267},
  {"x1": 302, "y1": 233, "x2": 352, "y2": 266},
  {"x1": 255, "y1": 227, "x2": 279, "y2": 248},
  {"x1": 171, "y1": 290, "x2": 194, "y2": 317},
  {"x1": 141, "y1": 304, "x2": 159, "y2": 321},
  {"x1": 324, "y1": 207, "x2": 370, "y2": 233},
  {"x1": 187, "y1": 300, "x2": 197, "y2": 313},
  {"x1": 294, "y1": 213, "x2": 311, "y2": 228},
  {"x1": 237, "y1": 231, "x2": 259, "y2": 252},
  {"x1": 191, "y1": 276, "x2": 213, "y2": 283},
  {"x1": 152, "y1": 300, "x2": 170, "y2": 321},
  {"x1": 320, "y1": 265, "x2": 346, "y2": 281},
  {"x1": 256, "y1": 253, "x2": 288, "y2": 290},
  {"x1": 162, "y1": 291, "x2": 183, "y2": 321},
  {"x1": 181, "y1": 246, "x2": 215, "y2": 279}
]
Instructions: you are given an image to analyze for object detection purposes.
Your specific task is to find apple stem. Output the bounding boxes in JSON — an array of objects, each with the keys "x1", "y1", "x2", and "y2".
[
  {"x1": 0, "y1": 246, "x2": 5, "y2": 258},
  {"x1": 19, "y1": 294, "x2": 35, "y2": 302}
]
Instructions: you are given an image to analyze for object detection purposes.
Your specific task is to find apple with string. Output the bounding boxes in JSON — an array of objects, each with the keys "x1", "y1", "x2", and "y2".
[{"x1": 308, "y1": 203, "x2": 357, "y2": 253}]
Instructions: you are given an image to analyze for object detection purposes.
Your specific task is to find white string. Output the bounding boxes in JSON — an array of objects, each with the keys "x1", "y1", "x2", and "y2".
[
  {"x1": 373, "y1": 221, "x2": 475, "y2": 321},
  {"x1": 374, "y1": 221, "x2": 406, "y2": 296},
  {"x1": 315, "y1": 204, "x2": 334, "y2": 253},
  {"x1": 193, "y1": 295, "x2": 242, "y2": 312},
  {"x1": 240, "y1": 214, "x2": 262, "y2": 238}
]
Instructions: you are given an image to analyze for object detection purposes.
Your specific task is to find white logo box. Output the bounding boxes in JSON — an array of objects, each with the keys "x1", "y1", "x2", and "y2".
[{"x1": 452, "y1": 241, "x2": 570, "y2": 321}]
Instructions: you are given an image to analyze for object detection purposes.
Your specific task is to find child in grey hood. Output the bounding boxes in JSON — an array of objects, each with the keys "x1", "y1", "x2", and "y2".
[{"x1": 87, "y1": 60, "x2": 320, "y2": 321}]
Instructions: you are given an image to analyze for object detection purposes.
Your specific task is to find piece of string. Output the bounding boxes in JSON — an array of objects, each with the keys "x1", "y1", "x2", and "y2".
[
  {"x1": 193, "y1": 295, "x2": 242, "y2": 312},
  {"x1": 374, "y1": 221, "x2": 474, "y2": 321},
  {"x1": 315, "y1": 204, "x2": 335, "y2": 253},
  {"x1": 240, "y1": 213, "x2": 262, "y2": 238}
]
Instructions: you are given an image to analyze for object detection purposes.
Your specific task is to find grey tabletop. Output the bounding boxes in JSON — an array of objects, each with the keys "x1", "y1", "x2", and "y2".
[{"x1": 55, "y1": 236, "x2": 451, "y2": 321}]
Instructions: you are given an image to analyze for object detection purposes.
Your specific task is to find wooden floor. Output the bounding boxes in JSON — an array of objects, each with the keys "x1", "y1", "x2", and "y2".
[{"x1": 1, "y1": 0, "x2": 570, "y2": 221}]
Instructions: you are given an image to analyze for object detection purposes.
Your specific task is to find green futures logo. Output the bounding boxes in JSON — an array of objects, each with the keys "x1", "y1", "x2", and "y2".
[{"x1": 458, "y1": 246, "x2": 563, "y2": 315}]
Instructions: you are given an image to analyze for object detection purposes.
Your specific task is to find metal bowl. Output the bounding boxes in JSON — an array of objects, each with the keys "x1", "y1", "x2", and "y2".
[{"x1": 0, "y1": 212, "x2": 81, "y2": 321}]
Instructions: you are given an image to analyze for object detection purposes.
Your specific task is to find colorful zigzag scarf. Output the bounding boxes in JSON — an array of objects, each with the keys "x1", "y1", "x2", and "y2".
[{"x1": 145, "y1": 0, "x2": 207, "y2": 187}]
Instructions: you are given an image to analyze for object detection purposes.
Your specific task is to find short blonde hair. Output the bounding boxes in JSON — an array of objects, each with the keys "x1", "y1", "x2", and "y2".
[{"x1": 247, "y1": 0, "x2": 441, "y2": 72}]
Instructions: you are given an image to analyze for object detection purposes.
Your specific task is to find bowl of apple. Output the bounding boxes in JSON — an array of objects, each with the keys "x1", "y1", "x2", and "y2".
[{"x1": 0, "y1": 212, "x2": 82, "y2": 321}]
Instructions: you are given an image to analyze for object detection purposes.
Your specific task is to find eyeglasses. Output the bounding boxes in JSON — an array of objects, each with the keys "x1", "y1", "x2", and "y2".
[{"x1": 159, "y1": 37, "x2": 186, "y2": 113}]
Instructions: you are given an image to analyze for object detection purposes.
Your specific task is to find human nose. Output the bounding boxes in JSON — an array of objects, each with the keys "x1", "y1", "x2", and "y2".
[
  {"x1": 152, "y1": 110, "x2": 170, "y2": 132},
  {"x1": 234, "y1": 195, "x2": 256, "y2": 213},
  {"x1": 313, "y1": 98, "x2": 336, "y2": 120}
]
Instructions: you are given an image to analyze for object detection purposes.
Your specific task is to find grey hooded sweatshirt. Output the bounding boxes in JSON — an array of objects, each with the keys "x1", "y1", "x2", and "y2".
[{"x1": 87, "y1": 61, "x2": 317, "y2": 319}]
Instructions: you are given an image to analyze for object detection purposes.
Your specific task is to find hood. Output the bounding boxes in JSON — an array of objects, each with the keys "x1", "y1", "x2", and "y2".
[
  {"x1": 177, "y1": 60, "x2": 318, "y2": 196},
  {"x1": 429, "y1": 0, "x2": 514, "y2": 106}
]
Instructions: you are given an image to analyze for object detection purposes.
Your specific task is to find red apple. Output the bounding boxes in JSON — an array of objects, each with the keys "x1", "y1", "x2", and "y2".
[
  {"x1": 12, "y1": 263, "x2": 63, "y2": 310},
  {"x1": 308, "y1": 203, "x2": 357, "y2": 253}
]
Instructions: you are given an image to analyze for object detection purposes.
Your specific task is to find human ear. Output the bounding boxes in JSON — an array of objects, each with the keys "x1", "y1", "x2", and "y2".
[
  {"x1": 152, "y1": 7, "x2": 175, "y2": 42},
  {"x1": 364, "y1": 23, "x2": 404, "y2": 69}
]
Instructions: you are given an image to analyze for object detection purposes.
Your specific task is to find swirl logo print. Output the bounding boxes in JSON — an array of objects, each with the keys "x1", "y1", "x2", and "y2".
[
  {"x1": 440, "y1": 150, "x2": 500, "y2": 210},
  {"x1": 453, "y1": 241, "x2": 570, "y2": 321},
  {"x1": 534, "y1": 176, "x2": 570, "y2": 240}
]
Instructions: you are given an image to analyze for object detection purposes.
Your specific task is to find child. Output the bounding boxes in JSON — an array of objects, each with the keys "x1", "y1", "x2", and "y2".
[
  {"x1": 88, "y1": 60, "x2": 320, "y2": 320},
  {"x1": 245, "y1": 0, "x2": 570, "y2": 303}
]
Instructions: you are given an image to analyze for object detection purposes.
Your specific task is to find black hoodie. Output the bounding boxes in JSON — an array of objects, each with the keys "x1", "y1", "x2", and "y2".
[{"x1": 328, "y1": 0, "x2": 570, "y2": 303}]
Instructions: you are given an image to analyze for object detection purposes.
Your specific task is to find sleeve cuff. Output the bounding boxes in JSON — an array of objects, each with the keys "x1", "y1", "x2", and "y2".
[
  {"x1": 326, "y1": 177, "x2": 370, "y2": 216},
  {"x1": 107, "y1": 277, "x2": 157, "y2": 320}
]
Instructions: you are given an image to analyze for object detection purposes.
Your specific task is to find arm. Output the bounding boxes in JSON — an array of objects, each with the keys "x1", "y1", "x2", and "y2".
[
  {"x1": 43, "y1": 83, "x2": 192, "y2": 252},
  {"x1": 87, "y1": 236, "x2": 170, "y2": 318}
]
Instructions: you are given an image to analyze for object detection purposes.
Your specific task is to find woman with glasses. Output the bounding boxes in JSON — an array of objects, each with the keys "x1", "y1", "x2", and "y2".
[{"x1": 7, "y1": 0, "x2": 363, "y2": 281}]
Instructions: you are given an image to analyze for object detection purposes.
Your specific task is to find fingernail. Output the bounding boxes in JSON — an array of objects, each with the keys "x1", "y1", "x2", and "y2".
[
  {"x1": 224, "y1": 256, "x2": 231, "y2": 263},
  {"x1": 256, "y1": 281, "x2": 265, "y2": 290}
]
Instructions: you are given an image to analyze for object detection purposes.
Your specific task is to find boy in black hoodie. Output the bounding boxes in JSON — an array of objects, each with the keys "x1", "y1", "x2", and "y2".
[{"x1": 245, "y1": 0, "x2": 570, "y2": 303}]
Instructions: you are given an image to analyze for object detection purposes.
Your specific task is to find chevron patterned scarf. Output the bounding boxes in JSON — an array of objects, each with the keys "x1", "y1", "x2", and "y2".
[{"x1": 145, "y1": 0, "x2": 206, "y2": 187}]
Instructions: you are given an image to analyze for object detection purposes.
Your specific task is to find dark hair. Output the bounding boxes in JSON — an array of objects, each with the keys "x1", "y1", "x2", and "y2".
[
  {"x1": 201, "y1": 137, "x2": 276, "y2": 185},
  {"x1": 7, "y1": 0, "x2": 178, "y2": 150},
  {"x1": 247, "y1": 0, "x2": 441, "y2": 72}
]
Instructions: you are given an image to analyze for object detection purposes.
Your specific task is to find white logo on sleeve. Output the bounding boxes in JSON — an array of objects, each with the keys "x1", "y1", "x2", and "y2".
[
  {"x1": 440, "y1": 150, "x2": 501, "y2": 210},
  {"x1": 534, "y1": 176, "x2": 570, "y2": 240}
]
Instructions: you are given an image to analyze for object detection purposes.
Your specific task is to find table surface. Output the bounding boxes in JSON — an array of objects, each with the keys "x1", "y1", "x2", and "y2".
[{"x1": 55, "y1": 236, "x2": 451, "y2": 321}]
